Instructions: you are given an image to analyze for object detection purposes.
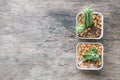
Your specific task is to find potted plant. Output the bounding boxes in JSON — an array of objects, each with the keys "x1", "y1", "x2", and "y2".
[
  {"x1": 75, "y1": 7, "x2": 103, "y2": 39},
  {"x1": 76, "y1": 42, "x2": 104, "y2": 70}
]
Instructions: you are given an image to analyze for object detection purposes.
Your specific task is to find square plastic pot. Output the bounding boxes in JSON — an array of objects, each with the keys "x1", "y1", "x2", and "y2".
[
  {"x1": 76, "y1": 42, "x2": 104, "y2": 70},
  {"x1": 76, "y1": 12, "x2": 104, "y2": 39}
]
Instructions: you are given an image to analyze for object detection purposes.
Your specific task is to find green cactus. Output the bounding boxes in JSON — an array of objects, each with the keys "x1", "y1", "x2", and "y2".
[
  {"x1": 75, "y1": 7, "x2": 93, "y2": 33},
  {"x1": 82, "y1": 7, "x2": 93, "y2": 27},
  {"x1": 81, "y1": 47, "x2": 99, "y2": 62},
  {"x1": 75, "y1": 24, "x2": 85, "y2": 33}
]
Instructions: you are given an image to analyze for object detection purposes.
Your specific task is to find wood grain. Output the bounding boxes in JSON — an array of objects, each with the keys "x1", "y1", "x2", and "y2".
[{"x1": 0, "y1": 0, "x2": 120, "y2": 80}]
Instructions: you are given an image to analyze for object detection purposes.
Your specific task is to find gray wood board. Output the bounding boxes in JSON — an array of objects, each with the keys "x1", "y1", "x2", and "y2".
[{"x1": 0, "y1": 0, "x2": 120, "y2": 80}]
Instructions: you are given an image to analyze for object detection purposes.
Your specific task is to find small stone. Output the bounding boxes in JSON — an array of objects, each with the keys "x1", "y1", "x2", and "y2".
[
  {"x1": 94, "y1": 23, "x2": 97, "y2": 27},
  {"x1": 84, "y1": 29, "x2": 87, "y2": 33},
  {"x1": 92, "y1": 15, "x2": 96, "y2": 19}
]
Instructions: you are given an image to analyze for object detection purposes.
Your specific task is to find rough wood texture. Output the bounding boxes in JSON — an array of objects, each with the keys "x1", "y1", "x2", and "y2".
[{"x1": 0, "y1": 0, "x2": 120, "y2": 80}]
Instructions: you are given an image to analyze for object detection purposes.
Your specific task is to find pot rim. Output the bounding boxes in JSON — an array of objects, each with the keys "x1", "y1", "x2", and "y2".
[
  {"x1": 76, "y1": 12, "x2": 104, "y2": 39},
  {"x1": 76, "y1": 42, "x2": 104, "y2": 70}
]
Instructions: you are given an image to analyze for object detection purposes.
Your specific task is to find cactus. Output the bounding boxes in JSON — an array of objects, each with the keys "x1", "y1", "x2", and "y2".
[
  {"x1": 82, "y1": 7, "x2": 93, "y2": 27},
  {"x1": 75, "y1": 24, "x2": 85, "y2": 33},
  {"x1": 81, "y1": 47, "x2": 99, "y2": 62},
  {"x1": 75, "y1": 7, "x2": 93, "y2": 33}
]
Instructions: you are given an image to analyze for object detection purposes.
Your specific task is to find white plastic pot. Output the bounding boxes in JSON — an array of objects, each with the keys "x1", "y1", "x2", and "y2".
[
  {"x1": 76, "y1": 12, "x2": 104, "y2": 39},
  {"x1": 76, "y1": 42, "x2": 104, "y2": 70}
]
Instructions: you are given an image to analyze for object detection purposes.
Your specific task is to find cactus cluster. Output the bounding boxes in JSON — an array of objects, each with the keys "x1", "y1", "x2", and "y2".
[
  {"x1": 82, "y1": 7, "x2": 93, "y2": 27},
  {"x1": 81, "y1": 46, "x2": 99, "y2": 62},
  {"x1": 76, "y1": 7, "x2": 93, "y2": 33}
]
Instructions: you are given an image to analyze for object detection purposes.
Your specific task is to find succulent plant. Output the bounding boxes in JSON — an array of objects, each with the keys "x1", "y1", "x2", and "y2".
[
  {"x1": 76, "y1": 7, "x2": 93, "y2": 33},
  {"x1": 82, "y1": 7, "x2": 93, "y2": 27},
  {"x1": 75, "y1": 24, "x2": 85, "y2": 33},
  {"x1": 81, "y1": 46, "x2": 99, "y2": 62}
]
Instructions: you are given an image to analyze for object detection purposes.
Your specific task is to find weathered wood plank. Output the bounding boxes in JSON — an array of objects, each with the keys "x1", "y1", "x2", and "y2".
[{"x1": 0, "y1": 0, "x2": 120, "y2": 80}]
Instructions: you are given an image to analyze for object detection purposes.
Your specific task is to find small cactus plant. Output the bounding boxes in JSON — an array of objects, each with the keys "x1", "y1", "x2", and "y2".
[
  {"x1": 81, "y1": 46, "x2": 99, "y2": 62},
  {"x1": 82, "y1": 7, "x2": 93, "y2": 27},
  {"x1": 75, "y1": 24, "x2": 85, "y2": 33},
  {"x1": 76, "y1": 7, "x2": 93, "y2": 33}
]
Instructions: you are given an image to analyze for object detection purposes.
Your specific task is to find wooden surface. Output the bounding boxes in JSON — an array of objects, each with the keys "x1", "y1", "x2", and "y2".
[{"x1": 0, "y1": 0, "x2": 120, "y2": 80}]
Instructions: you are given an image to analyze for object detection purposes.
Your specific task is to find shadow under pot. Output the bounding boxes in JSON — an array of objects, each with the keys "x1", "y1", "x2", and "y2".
[{"x1": 76, "y1": 42, "x2": 104, "y2": 70}]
